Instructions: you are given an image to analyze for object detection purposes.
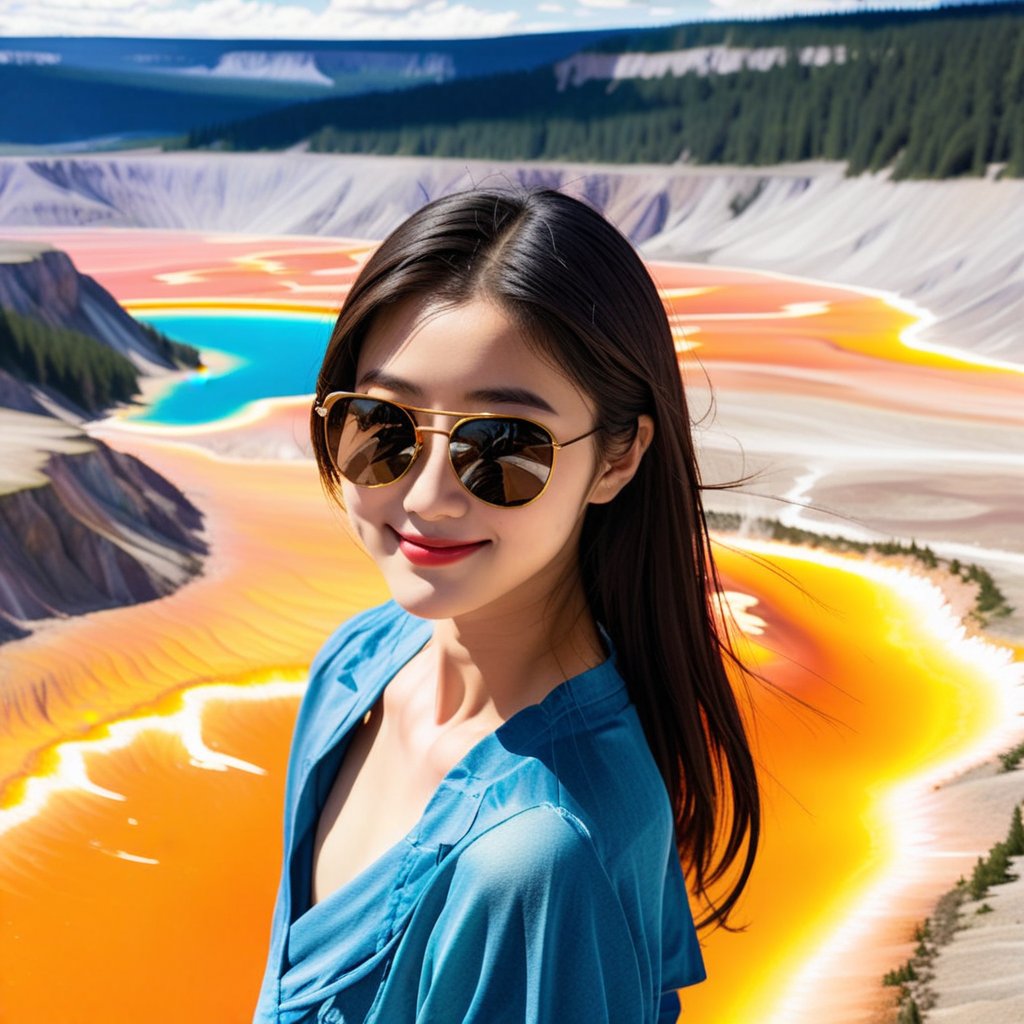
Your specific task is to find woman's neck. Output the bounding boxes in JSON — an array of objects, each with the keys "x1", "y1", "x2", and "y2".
[{"x1": 422, "y1": 588, "x2": 606, "y2": 731}]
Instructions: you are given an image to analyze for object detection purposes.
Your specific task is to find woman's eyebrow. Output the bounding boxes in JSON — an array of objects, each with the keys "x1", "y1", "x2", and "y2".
[
  {"x1": 356, "y1": 369, "x2": 557, "y2": 415},
  {"x1": 465, "y1": 386, "x2": 557, "y2": 415}
]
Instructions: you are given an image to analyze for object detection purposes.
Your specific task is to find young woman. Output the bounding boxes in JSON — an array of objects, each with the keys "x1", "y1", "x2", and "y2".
[{"x1": 253, "y1": 187, "x2": 761, "y2": 1024}]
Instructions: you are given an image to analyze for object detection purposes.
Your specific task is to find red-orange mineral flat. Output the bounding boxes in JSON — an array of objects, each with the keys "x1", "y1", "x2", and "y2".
[{"x1": 0, "y1": 227, "x2": 1020, "y2": 1024}]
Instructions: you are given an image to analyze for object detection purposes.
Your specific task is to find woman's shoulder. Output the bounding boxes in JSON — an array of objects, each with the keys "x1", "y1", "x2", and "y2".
[
  {"x1": 442, "y1": 801, "x2": 706, "y2": 993},
  {"x1": 453, "y1": 802, "x2": 601, "y2": 888},
  {"x1": 420, "y1": 803, "x2": 628, "y2": 946},
  {"x1": 437, "y1": 784, "x2": 649, "y2": 921}
]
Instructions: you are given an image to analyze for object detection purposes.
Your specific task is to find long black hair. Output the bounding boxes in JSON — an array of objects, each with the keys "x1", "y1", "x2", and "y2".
[{"x1": 311, "y1": 186, "x2": 766, "y2": 933}]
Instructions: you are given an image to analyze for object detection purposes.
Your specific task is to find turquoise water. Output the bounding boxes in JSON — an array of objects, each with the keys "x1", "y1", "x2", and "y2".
[{"x1": 130, "y1": 312, "x2": 335, "y2": 426}]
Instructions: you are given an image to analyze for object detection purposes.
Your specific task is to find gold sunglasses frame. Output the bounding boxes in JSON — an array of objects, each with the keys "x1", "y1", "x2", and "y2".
[{"x1": 313, "y1": 390, "x2": 601, "y2": 508}]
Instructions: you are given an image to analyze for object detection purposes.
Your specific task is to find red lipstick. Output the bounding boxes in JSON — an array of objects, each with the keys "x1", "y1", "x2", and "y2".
[{"x1": 392, "y1": 529, "x2": 489, "y2": 567}]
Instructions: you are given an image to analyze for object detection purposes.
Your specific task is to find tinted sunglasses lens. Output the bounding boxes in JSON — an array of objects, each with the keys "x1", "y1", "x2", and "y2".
[
  {"x1": 327, "y1": 397, "x2": 416, "y2": 485},
  {"x1": 450, "y1": 418, "x2": 554, "y2": 507}
]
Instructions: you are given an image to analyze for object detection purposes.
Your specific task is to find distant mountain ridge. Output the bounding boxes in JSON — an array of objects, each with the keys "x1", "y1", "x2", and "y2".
[
  {"x1": 184, "y1": 2, "x2": 1024, "y2": 182},
  {"x1": 0, "y1": 30, "x2": 630, "y2": 148}
]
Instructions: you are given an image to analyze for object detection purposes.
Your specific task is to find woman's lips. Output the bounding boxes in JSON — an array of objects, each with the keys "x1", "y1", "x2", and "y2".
[{"x1": 391, "y1": 528, "x2": 490, "y2": 567}]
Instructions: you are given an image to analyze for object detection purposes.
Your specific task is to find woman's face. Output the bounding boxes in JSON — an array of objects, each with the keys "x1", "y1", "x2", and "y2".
[{"x1": 341, "y1": 294, "x2": 605, "y2": 624}]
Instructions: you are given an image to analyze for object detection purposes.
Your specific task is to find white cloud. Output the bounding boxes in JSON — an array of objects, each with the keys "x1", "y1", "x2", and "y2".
[
  {"x1": 0, "y1": 0, "x2": 521, "y2": 38},
  {"x1": 0, "y1": 0, "x2": 953, "y2": 39},
  {"x1": 326, "y1": 0, "x2": 424, "y2": 12},
  {"x1": 707, "y1": 0, "x2": 939, "y2": 12},
  {"x1": 52, "y1": 0, "x2": 175, "y2": 9}
]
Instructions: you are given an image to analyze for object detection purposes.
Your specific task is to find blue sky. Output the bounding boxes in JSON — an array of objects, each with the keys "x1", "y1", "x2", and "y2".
[{"x1": 0, "y1": 0, "x2": 963, "y2": 39}]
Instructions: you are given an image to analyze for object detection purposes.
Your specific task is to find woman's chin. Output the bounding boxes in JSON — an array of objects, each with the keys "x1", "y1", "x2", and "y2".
[{"x1": 384, "y1": 573, "x2": 480, "y2": 622}]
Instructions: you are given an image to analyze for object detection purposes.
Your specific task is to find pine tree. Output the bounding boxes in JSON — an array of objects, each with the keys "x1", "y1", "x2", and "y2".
[{"x1": 1007, "y1": 804, "x2": 1024, "y2": 857}]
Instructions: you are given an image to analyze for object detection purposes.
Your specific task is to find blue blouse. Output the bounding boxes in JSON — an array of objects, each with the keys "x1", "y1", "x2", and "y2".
[{"x1": 253, "y1": 599, "x2": 707, "y2": 1024}]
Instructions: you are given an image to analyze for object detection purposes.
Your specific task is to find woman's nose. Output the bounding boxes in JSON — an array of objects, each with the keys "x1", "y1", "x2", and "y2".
[{"x1": 401, "y1": 428, "x2": 470, "y2": 520}]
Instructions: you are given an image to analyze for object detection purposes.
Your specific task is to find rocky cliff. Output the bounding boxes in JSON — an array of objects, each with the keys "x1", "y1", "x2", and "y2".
[
  {"x1": 0, "y1": 389, "x2": 209, "y2": 643},
  {"x1": 0, "y1": 245, "x2": 209, "y2": 645},
  {"x1": 553, "y1": 44, "x2": 848, "y2": 90},
  {"x1": 0, "y1": 239, "x2": 195, "y2": 378}
]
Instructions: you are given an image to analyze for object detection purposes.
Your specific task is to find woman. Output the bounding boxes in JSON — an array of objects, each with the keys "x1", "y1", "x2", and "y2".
[{"x1": 253, "y1": 187, "x2": 761, "y2": 1024}]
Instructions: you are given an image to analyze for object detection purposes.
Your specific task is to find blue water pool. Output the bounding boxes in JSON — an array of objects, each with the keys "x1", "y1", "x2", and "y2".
[{"x1": 129, "y1": 311, "x2": 336, "y2": 427}]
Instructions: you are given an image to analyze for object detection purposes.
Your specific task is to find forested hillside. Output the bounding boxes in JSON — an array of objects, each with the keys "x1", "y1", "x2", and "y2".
[
  {"x1": 0, "y1": 245, "x2": 201, "y2": 417},
  {"x1": 0, "y1": 307, "x2": 141, "y2": 415},
  {"x1": 0, "y1": 31, "x2": 628, "y2": 146},
  {"x1": 186, "y1": 2, "x2": 1024, "y2": 179},
  {"x1": 0, "y1": 306, "x2": 204, "y2": 416}
]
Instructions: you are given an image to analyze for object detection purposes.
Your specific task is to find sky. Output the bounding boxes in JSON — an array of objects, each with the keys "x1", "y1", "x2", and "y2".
[{"x1": 0, "y1": 0, "x2": 974, "y2": 39}]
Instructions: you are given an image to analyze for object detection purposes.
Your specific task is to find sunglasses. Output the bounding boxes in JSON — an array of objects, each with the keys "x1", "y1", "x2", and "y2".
[{"x1": 314, "y1": 391, "x2": 600, "y2": 508}]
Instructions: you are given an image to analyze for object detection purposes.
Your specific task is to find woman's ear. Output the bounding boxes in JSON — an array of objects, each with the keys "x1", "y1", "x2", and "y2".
[{"x1": 588, "y1": 414, "x2": 655, "y2": 505}]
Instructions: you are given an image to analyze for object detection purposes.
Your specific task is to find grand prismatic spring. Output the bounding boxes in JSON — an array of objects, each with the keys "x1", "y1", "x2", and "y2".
[{"x1": 1, "y1": 229, "x2": 1022, "y2": 1024}]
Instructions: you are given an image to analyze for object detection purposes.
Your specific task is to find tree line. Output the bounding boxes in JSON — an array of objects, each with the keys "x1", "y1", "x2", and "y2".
[
  {"x1": 184, "y1": 2, "x2": 1024, "y2": 179},
  {"x1": 0, "y1": 307, "x2": 197, "y2": 416}
]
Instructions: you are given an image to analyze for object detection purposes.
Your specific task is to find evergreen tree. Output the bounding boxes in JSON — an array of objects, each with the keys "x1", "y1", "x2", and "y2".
[{"x1": 1007, "y1": 803, "x2": 1024, "y2": 856}]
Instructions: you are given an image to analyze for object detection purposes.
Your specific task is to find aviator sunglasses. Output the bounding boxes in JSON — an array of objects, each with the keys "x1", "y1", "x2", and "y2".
[{"x1": 314, "y1": 391, "x2": 601, "y2": 509}]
